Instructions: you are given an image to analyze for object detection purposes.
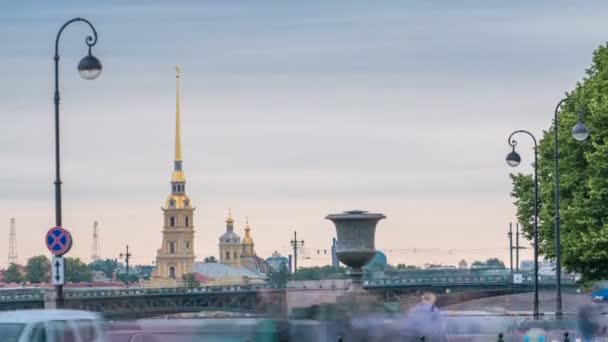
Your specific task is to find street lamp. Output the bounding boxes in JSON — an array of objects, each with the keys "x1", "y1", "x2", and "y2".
[
  {"x1": 506, "y1": 129, "x2": 540, "y2": 319},
  {"x1": 553, "y1": 100, "x2": 589, "y2": 319},
  {"x1": 53, "y1": 18, "x2": 102, "y2": 308}
]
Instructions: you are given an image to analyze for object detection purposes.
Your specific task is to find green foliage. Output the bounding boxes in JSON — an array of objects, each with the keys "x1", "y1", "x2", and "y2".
[
  {"x1": 203, "y1": 256, "x2": 218, "y2": 263},
  {"x1": 89, "y1": 258, "x2": 118, "y2": 278},
  {"x1": 26, "y1": 255, "x2": 50, "y2": 283},
  {"x1": 116, "y1": 272, "x2": 139, "y2": 284},
  {"x1": 292, "y1": 265, "x2": 348, "y2": 280},
  {"x1": 65, "y1": 257, "x2": 92, "y2": 283},
  {"x1": 485, "y1": 258, "x2": 506, "y2": 269},
  {"x1": 182, "y1": 273, "x2": 200, "y2": 289},
  {"x1": 267, "y1": 264, "x2": 289, "y2": 287},
  {"x1": 396, "y1": 264, "x2": 419, "y2": 270},
  {"x1": 510, "y1": 43, "x2": 608, "y2": 281},
  {"x1": 3, "y1": 263, "x2": 24, "y2": 283},
  {"x1": 471, "y1": 259, "x2": 505, "y2": 269}
]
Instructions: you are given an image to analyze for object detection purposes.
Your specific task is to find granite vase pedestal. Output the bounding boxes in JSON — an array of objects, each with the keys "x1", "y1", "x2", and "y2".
[{"x1": 326, "y1": 210, "x2": 386, "y2": 312}]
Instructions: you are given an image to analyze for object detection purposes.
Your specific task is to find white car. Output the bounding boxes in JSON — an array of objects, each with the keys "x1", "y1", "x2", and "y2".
[{"x1": 0, "y1": 309, "x2": 105, "y2": 342}]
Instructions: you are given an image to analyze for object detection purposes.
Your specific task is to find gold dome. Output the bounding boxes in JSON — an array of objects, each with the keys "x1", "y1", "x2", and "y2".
[
  {"x1": 165, "y1": 194, "x2": 192, "y2": 209},
  {"x1": 243, "y1": 222, "x2": 254, "y2": 245},
  {"x1": 226, "y1": 210, "x2": 234, "y2": 224}
]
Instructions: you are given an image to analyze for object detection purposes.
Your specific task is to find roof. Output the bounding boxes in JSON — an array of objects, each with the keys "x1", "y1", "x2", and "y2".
[
  {"x1": 194, "y1": 262, "x2": 265, "y2": 279},
  {"x1": 219, "y1": 231, "x2": 240, "y2": 242},
  {"x1": 0, "y1": 309, "x2": 101, "y2": 323}
]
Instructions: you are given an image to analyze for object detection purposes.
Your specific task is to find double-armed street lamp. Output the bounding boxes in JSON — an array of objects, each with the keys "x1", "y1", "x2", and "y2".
[
  {"x1": 505, "y1": 130, "x2": 540, "y2": 319},
  {"x1": 506, "y1": 101, "x2": 590, "y2": 319},
  {"x1": 53, "y1": 18, "x2": 102, "y2": 308},
  {"x1": 553, "y1": 99, "x2": 589, "y2": 318}
]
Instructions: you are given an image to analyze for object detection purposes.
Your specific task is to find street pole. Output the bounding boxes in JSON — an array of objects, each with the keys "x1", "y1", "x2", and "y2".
[
  {"x1": 552, "y1": 98, "x2": 591, "y2": 319},
  {"x1": 120, "y1": 245, "x2": 132, "y2": 288},
  {"x1": 508, "y1": 223, "x2": 514, "y2": 275},
  {"x1": 52, "y1": 18, "x2": 101, "y2": 309},
  {"x1": 516, "y1": 223, "x2": 520, "y2": 273},
  {"x1": 553, "y1": 99, "x2": 565, "y2": 319},
  {"x1": 290, "y1": 231, "x2": 304, "y2": 274},
  {"x1": 507, "y1": 130, "x2": 540, "y2": 319}
]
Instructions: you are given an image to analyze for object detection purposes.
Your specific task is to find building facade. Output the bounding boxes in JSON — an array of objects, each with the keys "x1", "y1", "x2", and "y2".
[
  {"x1": 218, "y1": 212, "x2": 241, "y2": 267},
  {"x1": 153, "y1": 67, "x2": 196, "y2": 280},
  {"x1": 218, "y1": 213, "x2": 270, "y2": 274}
]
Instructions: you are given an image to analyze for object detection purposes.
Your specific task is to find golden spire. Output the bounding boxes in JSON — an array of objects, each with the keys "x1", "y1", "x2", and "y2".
[
  {"x1": 175, "y1": 65, "x2": 182, "y2": 162},
  {"x1": 226, "y1": 209, "x2": 234, "y2": 224},
  {"x1": 170, "y1": 66, "x2": 186, "y2": 184},
  {"x1": 243, "y1": 217, "x2": 253, "y2": 245}
]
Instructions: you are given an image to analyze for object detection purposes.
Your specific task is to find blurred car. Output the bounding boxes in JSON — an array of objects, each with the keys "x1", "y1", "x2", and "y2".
[
  {"x1": 592, "y1": 288, "x2": 608, "y2": 303},
  {"x1": 0, "y1": 309, "x2": 105, "y2": 342},
  {"x1": 511, "y1": 318, "x2": 581, "y2": 340}
]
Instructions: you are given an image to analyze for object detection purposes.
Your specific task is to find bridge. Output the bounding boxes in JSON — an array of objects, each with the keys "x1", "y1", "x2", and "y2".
[{"x1": 0, "y1": 273, "x2": 578, "y2": 318}]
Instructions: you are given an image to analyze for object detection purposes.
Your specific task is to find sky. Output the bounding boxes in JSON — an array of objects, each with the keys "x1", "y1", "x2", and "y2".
[{"x1": 1, "y1": 0, "x2": 607, "y2": 269}]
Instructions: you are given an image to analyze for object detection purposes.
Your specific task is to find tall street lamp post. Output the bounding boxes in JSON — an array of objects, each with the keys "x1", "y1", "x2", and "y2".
[
  {"x1": 506, "y1": 129, "x2": 540, "y2": 319},
  {"x1": 53, "y1": 18, "x2": 102, "y2": 308},
  {"x1": 553, "y1": 99, "x2": 589, "y2": 318}
]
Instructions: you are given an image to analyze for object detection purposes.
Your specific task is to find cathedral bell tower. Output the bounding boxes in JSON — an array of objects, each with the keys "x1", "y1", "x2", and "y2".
[{"x1": 153, "y1": 66, "x2": 196, "y2": 280}]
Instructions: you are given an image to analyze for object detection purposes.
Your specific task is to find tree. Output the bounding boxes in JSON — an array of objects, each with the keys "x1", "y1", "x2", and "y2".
[
  {"x1": 485, "y1": 258, "x2": 505, "y2": 269},
  {"x1": 396, "y1": 264, "x2": 419, "y2": 270},
  {"x1": 65, "y1": 257, "x2": 92, "y2": 283},
  {"x1": 182, "y1": 273, "x2": 200, "y2": 289},
  {"x1": 3, "y1": 263, "x2": 23, "y2": 283},
  {"x1": 26, "y1": 255, "x2": 50, "y2": 283},
  {"x1": 116, "y1": 272, "x2": 139, "y2": 284},
  {"x1": 267, "y1": 264, "x2": 289, "y2": 288},
  {"x1": 203, "y1": 256, "x2": 218, "y2": 263},
  {"x1": 291, "y1": 266, "x2": 348, "y2": 280},
  {"x1": 510, "y1": 44, "x2": 608, "y2": 281},
  {"x1": 471, "y1": 260, "x2": 485, "y2": 268},
  {"x1": 89, "y1": 258, "x2": 118, "y2": 278}
]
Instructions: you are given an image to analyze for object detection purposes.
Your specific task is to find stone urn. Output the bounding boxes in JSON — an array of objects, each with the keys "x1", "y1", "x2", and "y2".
[{"x1": 326, "y1": 210, "x2": 385, "y2": 293}]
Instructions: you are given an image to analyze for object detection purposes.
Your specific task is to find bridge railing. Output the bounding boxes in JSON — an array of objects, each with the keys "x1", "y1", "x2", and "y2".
[
  {"x1": 363, "y1": 274, "x2": 577, "y2": 287},
  {"x1": 62, "y1": 283, "x2": 279, "y2": 299}
]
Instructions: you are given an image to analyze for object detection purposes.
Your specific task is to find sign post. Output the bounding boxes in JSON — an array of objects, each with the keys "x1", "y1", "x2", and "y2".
[
  {"x1": 51, "y1": 255, "x2": 65, "y2": 285},
  {"x1": 46, "y1": 226, "x2": 72, "y2": 308}
]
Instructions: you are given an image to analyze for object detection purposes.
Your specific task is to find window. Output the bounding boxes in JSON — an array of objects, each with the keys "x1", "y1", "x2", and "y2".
[
  {"x1": 169, "y1": 267, "x2": 176, "y2": 279},
  {"x1": 75, "y1": 320, "x2": 97, "y2": 342},
  {"x1": 226, "y1": 251, "x2": 230, "y2": 260},
  {"x1": 234, "y1": 251, "x2": 237, "y2": 259},
  {"x1": 170, "y1": 216, "x2": 175, "y2": 227},
  {"x1": 184, "y1": 199, "x2": 189, "y2": 207},
  {"x1": 0, "y1": 323, "x2": 26, "y2": 342},
  {"x1": 29, "y1": 323, "x2": 47, "y2": 342},
  {"x1": 185, "y1": 241, "x2": 190, "y2": 252},
  {"x1": 169, "y1": 242, "x2": 176, "y2": 254},
  {"x1": 48, "y1": 321, "x2": 77, "y2": 342},
  {"x1": 185, "y1": 216, "x2": 189, "y2": 227},
  {"x1": 169, "y1": 200, "x2": 175, "y2": 208}
]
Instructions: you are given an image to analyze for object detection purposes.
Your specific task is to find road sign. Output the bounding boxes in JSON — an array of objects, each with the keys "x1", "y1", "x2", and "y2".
[
  {"x1": 52, "y1": 256, "x2": 65, "y2": 285},
  {"x1": 45, "y1": 227, "x2": 72, "y2": 255},
  {"x1": 513, "y1": 273, "x2": 523, "y2": 284}
]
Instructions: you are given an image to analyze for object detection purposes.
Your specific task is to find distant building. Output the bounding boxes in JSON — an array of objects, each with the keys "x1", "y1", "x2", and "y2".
[
  {"x1": 266, "y1": 251, "x2": 288, "y2": 271},
  {"x1": 520, "y1": 260, "x2": 534, "y2": 271},
  {"x1": 194, "y1": 262, "x2": 265, "y2": 285},
  {"x1": 152, "y1": 67, "x2": 195, "y2": 282},
  {"x1": 218, "y1": 212, "x2": 270, "y2": 274},
  {"x1": 365, "y1": 251, "x2": 388, "y2": 270},
  {"x1": 331, "y1": 238, "x2": 339, "y2": 269}
]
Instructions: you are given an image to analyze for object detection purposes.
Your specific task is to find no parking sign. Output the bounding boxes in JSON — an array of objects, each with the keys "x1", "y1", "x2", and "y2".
[{"x1": 45, "y1": 226, "x2": 72, "y2": 256}]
